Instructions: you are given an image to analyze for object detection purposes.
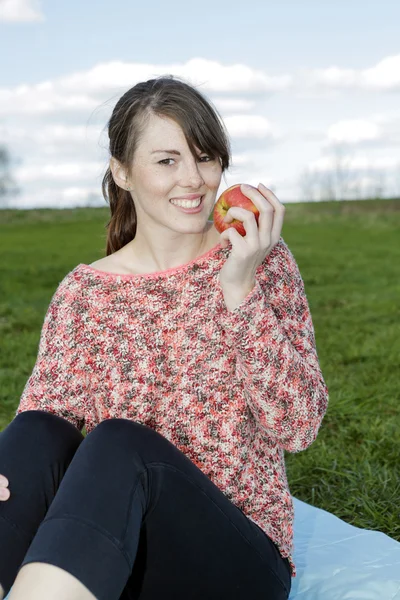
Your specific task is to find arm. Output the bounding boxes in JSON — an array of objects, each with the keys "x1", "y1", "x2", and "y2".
[
  {"x1": 218, "y1": 237, "x2": 329, "y2": 453},
  {"x1": 16, "y1": 275, "x2": 88, "y2": 432}
]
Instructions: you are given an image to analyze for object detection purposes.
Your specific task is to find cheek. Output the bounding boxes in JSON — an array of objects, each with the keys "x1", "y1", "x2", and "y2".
[
  {"x1": 146, "y1": 170, "x2": 170, "y2": 192},
  {"x1": 208, "y1": 167, "x2": 223, "y2": 189}
]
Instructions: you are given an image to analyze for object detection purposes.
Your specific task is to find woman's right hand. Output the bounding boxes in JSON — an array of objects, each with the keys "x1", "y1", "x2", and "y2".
[{"x1": 0, "y1": 475, "x2": 10, "y2": 500}]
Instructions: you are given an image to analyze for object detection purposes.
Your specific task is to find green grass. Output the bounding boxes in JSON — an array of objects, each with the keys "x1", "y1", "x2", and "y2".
[{"x1": 1, "y1": 199, "x2": 399, "y2": 541}]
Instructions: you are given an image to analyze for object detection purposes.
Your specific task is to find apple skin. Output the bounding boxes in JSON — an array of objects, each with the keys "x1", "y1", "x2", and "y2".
[{"x1": 213, "y1": 183, "x2": 260, "y2": 237}]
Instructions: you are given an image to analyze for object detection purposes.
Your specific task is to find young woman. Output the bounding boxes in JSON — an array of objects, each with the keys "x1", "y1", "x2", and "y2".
[{"x1": 0, "y1": 75, "x2": 329, "y2": 600}]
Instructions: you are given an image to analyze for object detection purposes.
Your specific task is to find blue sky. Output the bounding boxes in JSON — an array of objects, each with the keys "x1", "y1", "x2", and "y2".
[{"x1": 1, "y1": 0, "x2": 400, "y2": 208}]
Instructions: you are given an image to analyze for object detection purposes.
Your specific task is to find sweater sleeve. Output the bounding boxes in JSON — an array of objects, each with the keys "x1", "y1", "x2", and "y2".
[
  {"x1": 15, "y1": 274, "x2": 88, "y2": 432},
  {"x1": 217, "y1": 237, "x2": 329, "y2": 453}
]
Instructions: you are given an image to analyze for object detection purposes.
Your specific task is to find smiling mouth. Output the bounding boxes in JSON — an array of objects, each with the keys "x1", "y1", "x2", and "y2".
[{"x1": 169, "y1": 195, "x2": 204, "y2": 207}]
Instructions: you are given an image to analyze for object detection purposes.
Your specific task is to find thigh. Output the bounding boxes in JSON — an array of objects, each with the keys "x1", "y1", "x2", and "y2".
[
  {"x1": 0, "y1": 410, "x2": 84, "y2": 532},
  {"x1": 126, "y1": 466, "x2": 291, "y2": 600},
  {"x1": 0, "y1": 411, "x2": 84, "y2": 595},
  {"x1": 100, "y1": 420, "x2": 292, "y2": 600}
]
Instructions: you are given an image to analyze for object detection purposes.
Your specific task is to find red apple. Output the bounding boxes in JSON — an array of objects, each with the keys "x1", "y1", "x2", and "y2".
[{"x1": 213, "y1": 183, "x2": 260, "y2": 236}]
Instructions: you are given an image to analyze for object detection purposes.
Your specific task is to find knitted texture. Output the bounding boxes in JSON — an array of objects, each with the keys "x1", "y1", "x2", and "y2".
[{"x1": 16, "y1": 236, "x2": 329, "y2": 577}]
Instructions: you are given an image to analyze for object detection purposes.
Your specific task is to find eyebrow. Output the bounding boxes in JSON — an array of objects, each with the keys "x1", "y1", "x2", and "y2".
[
  {"x1": 151, "y1": 149, "x2": 182, "y2": 155},
  {"x1": 151, "y1": 148, "x2": 205, "y2": 155}
]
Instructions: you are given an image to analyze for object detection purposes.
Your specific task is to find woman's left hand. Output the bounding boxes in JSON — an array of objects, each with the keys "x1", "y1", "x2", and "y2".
[{"x1": 218, "y1": 182, "x2": 286, "y2": 292}]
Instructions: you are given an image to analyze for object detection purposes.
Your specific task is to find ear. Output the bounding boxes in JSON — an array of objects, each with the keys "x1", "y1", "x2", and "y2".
[{"x1": 110, "y1": 157, "x2": 131, "y2": 191}]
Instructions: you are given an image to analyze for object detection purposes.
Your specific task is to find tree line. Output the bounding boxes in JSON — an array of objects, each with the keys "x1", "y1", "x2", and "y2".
[{"x1": 0, "y1": 145, "x2": 19, "y2": 200}]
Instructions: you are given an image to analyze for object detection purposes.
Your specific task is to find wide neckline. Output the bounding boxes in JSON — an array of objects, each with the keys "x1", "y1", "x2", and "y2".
[{"x1": 78, "y1": 242, "x2": 224, "y2": 281}]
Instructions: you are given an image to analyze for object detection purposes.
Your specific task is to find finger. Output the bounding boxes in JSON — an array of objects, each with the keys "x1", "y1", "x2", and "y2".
[
  {"x1": 220, "y1": 223, "x2": 246, "y2": 248},
  {"x1": 257, "y1": 183, "x2": 285, "y2": 242},
  {"x1": 257, "y1": 183, "x2": 285, "y2": 215},
  {"x1": 0, "y1": 489, "x2": 10, "y2": 500},
  {"x1": 224, "y1": 183, "x2": 283, "y2": 247},
  {"x1": 257, "y1": 183, "x2": 284, "y2": 207},
  {"x1": 222, "y1": 211, "x2": 259, "y2": 247},
  {"x1": 239, "y1": 185, "x2": 275, "y2": 235},
  {"x1": 240, "y1": 183, "x2": 274, "y2": 213},
  {"x1": 224, "y1": 206, "x2": 260, "y2": 225},
  {"x1": 0, "y1": 476, "x2": 8, "y2": 487}
]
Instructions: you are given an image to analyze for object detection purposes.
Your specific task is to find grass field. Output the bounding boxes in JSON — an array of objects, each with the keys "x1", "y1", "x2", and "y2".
[{"x1": 0, "y1": 198, "x2": 399, "y2": 541}]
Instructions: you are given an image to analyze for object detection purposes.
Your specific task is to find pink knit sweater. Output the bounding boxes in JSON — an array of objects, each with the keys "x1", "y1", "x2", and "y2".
[{"x1": 16, "y1": 236, "x2": 329, "y2": 577}]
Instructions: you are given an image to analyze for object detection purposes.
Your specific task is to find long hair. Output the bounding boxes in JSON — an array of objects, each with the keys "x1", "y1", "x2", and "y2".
[{"x1": 101, "y1": 75, "x2": 232, "y2": 255}]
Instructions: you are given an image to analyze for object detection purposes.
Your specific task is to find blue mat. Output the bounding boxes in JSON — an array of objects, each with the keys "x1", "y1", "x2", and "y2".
[
  {"x1": 289, "y1": 497, "x2": 400, "y2": 599},
  {"x1": 5, "y1": 497, "x2": 400, "y2": 599}
]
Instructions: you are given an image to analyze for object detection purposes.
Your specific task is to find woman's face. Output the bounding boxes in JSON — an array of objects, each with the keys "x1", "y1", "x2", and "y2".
[{"x1": 111, "y1": 113, "x2": 223, "y2": 232}]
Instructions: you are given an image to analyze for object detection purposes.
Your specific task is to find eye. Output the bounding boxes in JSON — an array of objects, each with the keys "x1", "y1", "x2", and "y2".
[{"x1": 158, "y1": 155, "x2": 213, "y2": 166}]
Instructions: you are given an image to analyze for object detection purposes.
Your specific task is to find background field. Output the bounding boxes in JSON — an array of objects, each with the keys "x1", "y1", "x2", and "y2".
[{"x1": 1, "y1": 199, "x2": 399, "y2": 541}]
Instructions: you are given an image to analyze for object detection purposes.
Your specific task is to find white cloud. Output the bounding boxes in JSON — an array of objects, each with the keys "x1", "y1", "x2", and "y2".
[
  {"x1": 3, "y1": 55, "x2": 400, "y2": 123},
  {"x1": 322, "y1": 112, "x2": 400, "y2": 148},
  {"x1": 306, "y1": 54, "x2": 400, "y2": 92},
  {"x1": 310, "y1": 66, "x2": 357, "y2": 88},
  {"x1": 0, "y1": 0, "x2": 44, "y2": 22},
  {"x1": 181, "y1": 58, "x2": 293, "y2": 93},
  {"x1": 0, "y1": 84, "x2": 98, "y2": 116},
  {"x1": 224, "y1": 115, "x2": 279, "y2": 139},
  {"x1": 15, "y1": 161, "x2": 105, "y2": 183},
  {"x1": 4, "y1": 186, "x2": 103, "y2": 210},
  {"x1": 361, "y1": 56, "x2": 400, "y2": 90},
  {"x1": 58, "y1": 58, "x2": 292, "y2": 95},
  {"x1": 0, "y1": 59, "x2": 292, "y2": 118},
  {"x1": 327, "y1": 119, "x2": 381, "y2": 144},
  {"x1": 213, "y1": 97, "x2": 256, "y2": 113},
  {"x1": 0, "y1": 123, "x2": 104, "y2": 145},
  {"x1": 308, "y1": 154, "x2": 400, "y2": 173}
]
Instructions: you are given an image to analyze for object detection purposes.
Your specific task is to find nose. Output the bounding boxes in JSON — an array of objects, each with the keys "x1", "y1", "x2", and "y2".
[{"x1": 179, "y1": 157, "x2": 205, "y2": 188}]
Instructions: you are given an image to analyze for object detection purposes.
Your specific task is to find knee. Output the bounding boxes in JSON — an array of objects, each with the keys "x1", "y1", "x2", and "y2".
[
  {"x1": 13, "y1": 409, "x2": 80, "y2": 433},
  {"x1": 86, "y1": 418, "x2": 163, "y2": 456},
  {"x1": 90, "y1": 418, "x2": 152, "y2": 440},
  {"x1": 8, "y1": 410, "x2": 84, "y2": 452}
]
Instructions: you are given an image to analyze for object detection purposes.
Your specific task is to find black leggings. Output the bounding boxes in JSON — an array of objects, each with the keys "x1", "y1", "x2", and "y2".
[{"x1": 0, "y1": 410, "x2": 292, "y2": 600}]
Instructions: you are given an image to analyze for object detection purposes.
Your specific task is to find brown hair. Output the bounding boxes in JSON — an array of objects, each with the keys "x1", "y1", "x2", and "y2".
[{"x1": 101, "y1": 74, "x2": 232, "y2": 255}]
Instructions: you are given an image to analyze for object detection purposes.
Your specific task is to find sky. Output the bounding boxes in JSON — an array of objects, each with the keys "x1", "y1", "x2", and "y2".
[{"x1": 1, "y1": 0, "x2": 400, "y2": 209}]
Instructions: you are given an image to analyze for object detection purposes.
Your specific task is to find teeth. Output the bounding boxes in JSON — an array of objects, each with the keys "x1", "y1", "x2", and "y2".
[{"x1": 170, "y1": 197, "x2": 202, "y2": 208}]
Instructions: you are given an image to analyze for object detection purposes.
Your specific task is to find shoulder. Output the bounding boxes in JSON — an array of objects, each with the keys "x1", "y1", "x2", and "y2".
[
  {"x1": 88, "y1": 252, "x2": 138, "y2": 275},
  {"x1": 47, "y1": 267, "x2": 89, "y2": 315},
  {"x1": 88, "y1": 256, "x2": 115, "y2": 272}
]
